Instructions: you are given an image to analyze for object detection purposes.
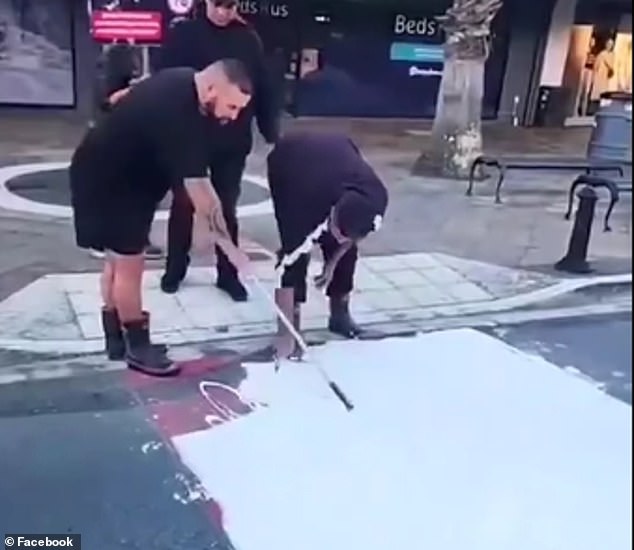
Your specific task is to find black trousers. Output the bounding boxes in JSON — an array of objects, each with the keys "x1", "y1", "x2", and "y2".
[
  {"x1": 165, "y1": 152, "x2": 246, "y2": 281},
  {"x1": 281, "y1": 232, "x2": 358, "y2": 304}
]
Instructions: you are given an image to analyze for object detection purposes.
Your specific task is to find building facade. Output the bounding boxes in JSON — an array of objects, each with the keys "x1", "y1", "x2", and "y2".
[
  {"x1": 535, "y1": 0, "x2": 632, "y2": 126},
  {"x1": 1, "y1": 0, "x2": 627, "y2": 124}
]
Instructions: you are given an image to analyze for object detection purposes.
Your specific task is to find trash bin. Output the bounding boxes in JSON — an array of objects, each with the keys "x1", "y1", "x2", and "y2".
[
  {"x1": 534, "y1": 86, "x2": 570, "y2": 127},
  {"x1": 587, "y1": 91, "x2": 632, "y2": 164}
]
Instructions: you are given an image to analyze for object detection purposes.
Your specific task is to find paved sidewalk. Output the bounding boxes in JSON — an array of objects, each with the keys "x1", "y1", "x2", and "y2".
[
  {"x1": 0, "y1": 116, "x2": 631, "y2": 352},
  {"x1": 0, "y1": 251, "x2": 564, "y2": 354}
]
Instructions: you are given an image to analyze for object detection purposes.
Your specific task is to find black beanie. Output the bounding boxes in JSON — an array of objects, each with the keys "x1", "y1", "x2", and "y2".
[{"x1": 335, "y1": 192, "x2": 379, "y2": 239}]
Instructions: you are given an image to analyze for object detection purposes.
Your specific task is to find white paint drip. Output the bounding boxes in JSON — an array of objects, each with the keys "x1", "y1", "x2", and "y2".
[
  {"x1": 171, "y1": 329, "x2": 632, "y2": 550},
  {"x1": 172, "y1": 472, "x2": 209, "y2": 505},
  {"x1": 141, "y1": 441, "x2": 163, "y2": 454}
]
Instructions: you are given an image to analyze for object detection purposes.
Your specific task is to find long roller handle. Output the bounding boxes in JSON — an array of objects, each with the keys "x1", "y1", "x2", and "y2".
[{"x1": 246, "y1": 276, "x2": 354, "y2": 412}]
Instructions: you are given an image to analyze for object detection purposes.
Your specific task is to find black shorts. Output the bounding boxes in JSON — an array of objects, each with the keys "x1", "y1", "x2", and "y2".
[{"x1": 70, "y1": 154, "x2": 159, "y2": 256}]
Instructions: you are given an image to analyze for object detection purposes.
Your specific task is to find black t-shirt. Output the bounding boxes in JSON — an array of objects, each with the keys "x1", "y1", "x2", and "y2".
[
  {"x1": 76, "y1": 68, "x2": 211, "y2": 200},
  {"x1": 267, "y1": 131, "x2": 388, "y2": 254}
]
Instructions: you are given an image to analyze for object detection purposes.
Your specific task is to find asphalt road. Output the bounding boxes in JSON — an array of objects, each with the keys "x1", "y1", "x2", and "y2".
[
  {"x1": 482, "y1": 312, "x2": 632, "y2": 405},
  {"x1": 0, "y1": 313, "x2": 630, "y2": 548},
  {"x1": 0, "y1": 355, "x2": 245, "y2": 550}
]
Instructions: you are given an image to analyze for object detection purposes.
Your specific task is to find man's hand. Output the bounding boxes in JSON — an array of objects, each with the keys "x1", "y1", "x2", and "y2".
[
  {"x1": 184, "y1": 177, "x2": 253, "y2": 276},
  {"x1": 314, "y1": 242, "x2": 353, "y2": 290},
  {"x1": 108, "y1": 87, "x2": 130, "y2": 105},
  {"x1": 215, "y1": 234, "x2": 253, "y2": 277}
]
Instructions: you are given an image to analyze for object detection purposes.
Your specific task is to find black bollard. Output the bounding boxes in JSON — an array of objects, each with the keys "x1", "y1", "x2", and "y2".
[{"x1": 555, "y1": 185, "x2": 598, "y2": 274}]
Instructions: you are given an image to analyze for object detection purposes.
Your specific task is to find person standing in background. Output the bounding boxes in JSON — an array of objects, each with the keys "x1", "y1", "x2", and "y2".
[
  {"x1": 577, "y1": 37, "x2": 596, "y2": 116},
  {"x1": 158, "y1": 0, "x2": 279, "y2": 300},
  {"x1": 92, "y1": 41, "x2": 164, "y2": 261},
  {"x1": 589, "y1": 37, "x2": 616, "y2": 113}
]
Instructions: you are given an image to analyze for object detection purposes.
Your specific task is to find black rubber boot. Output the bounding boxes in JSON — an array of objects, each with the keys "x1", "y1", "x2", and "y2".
[
  {"x1": 123, "y1": 317, "x2": 180, "y2": 376},
  {"x1": 328, "y1": 295, "x2": 363, "y2": 338},
  {"x1": 102, "y1": 309, "x2": 167, "y2": 360},
  {"x1": 101, "y1": 308, "x2": 126, "y2": 360}
]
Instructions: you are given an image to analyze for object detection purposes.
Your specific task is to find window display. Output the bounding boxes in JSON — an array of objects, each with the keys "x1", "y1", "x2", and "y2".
[
  {"x1": 564, "y1": 21, "x2": 632, "y2": 118},
  {"x1": 0, "y1": 0, "x2": 75, "y2": 106}
]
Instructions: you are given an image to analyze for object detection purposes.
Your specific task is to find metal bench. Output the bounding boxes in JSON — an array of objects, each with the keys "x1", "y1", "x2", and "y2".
[
  {"x1": 564, "y1": 174, "x2": 632, "y2": 232},
  {"x1": 466, "y1": 155, "x2": 625, "y2": 204}
]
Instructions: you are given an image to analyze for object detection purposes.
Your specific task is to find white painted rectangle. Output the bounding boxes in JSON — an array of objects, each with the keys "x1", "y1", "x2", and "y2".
[{"x1": 172, "y1": 329, "x2": 631, "y2": 550}]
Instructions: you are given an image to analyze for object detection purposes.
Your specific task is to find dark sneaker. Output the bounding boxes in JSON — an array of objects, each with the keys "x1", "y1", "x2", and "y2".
[
  {"x1": 216, "y1": 276, "x2": 248, "y2": 302},
  {"x1": 328, "y1": 315, "x2": 364, "y2": 338},
  {"x1": 328, "y1": 296, "x2": 364, "y2": 339},
  {"x1": 160, "y1": 274, "x2": 182, "y2": 294}
]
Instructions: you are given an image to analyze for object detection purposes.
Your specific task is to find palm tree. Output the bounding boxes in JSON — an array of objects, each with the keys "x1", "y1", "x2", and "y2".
[{"x1": 413, "y1": 0, "x2": 503, "y2": 179}]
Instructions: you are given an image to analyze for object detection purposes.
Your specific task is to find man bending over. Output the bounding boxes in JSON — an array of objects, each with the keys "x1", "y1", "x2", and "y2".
[{"x1": 267, "y1": 131, "x2": 388, "y2": 359}]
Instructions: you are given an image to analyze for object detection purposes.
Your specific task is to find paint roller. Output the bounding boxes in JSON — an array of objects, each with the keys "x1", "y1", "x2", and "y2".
[
  {"x1": 246, "y1": 275, "x2": 355, "y2": 412},
  {"x1": 210, "y1": 221, "x2": 354, "y2": 411}
]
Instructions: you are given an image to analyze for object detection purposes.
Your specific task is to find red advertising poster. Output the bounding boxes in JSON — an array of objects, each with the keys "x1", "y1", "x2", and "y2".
[{"x1": 91, "y1": 10, "x2": 163, "y2": 43}]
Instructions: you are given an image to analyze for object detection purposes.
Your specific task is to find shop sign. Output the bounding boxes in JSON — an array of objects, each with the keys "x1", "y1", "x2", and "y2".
[{"x1": 91, "y1": 10, "x2": 163, "y2": 43}]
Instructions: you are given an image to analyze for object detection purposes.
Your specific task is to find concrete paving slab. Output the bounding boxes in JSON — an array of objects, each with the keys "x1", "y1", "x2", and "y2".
[{"x1": 0, "y1": 252, "x2": 559, "y2": 354}]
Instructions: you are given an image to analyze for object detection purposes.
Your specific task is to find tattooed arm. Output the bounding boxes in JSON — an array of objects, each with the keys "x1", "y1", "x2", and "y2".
[{"x1": 183, "y1": 177, "x2": 251, "y2": 274}]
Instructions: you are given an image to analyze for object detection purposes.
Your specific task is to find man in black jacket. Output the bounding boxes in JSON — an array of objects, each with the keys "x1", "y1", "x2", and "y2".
[
  {"x1": 268, "y1": 131, "x2": 389, "y2": 359},
  {"x1": 159, "y1": 0, "x2": 279, "y2": 301}
]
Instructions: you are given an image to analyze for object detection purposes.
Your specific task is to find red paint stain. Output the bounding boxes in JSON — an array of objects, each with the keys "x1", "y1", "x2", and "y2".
[
  {"x1": 123, "y1": 350, "x2": 253, "y2": 544},
  {"x1": 124, "y1": 355, "x2": 235, "y2": 391},
  {"x1": 147, "y1": 398, "x2": 211, "y2": 435}
]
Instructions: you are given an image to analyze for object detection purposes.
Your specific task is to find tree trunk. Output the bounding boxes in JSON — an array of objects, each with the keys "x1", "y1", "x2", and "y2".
[
  {"x1": 412, "y1": 0, "x2": 502, "y2": 179},
  {"x1": 430, "y1": 54, "x2": 485, "y2": 179}
]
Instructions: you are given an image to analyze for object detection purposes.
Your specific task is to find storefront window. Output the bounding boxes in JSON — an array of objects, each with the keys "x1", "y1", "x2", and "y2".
[
  {"x1": 0, "y1": 0, "x2": 75, "y2": 106},
  {"x1": 288, "y1": 0, "x2": 509, "y2": 118},
  {"x1": 291, "y1": 2, "x2": 449, "y2": 117},
  {"x1": 562, "y1": 7, "x2": 631, "y2": 120}
]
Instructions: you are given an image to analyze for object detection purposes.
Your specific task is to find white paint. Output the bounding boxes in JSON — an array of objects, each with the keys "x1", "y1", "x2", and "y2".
[
  {"x1": 141, "y1": 441, "x2": 163, "y2": 454},
  {"x1": 172, "y1": 329, "x2": 631, "y2": 550},
  {"x1": 539, "y1": 0, "x2": 578, "y2": 86},
  {"x1": 172, "y1": 472, "x2": 209, "y2": 505},
  {"x1": 563, "y1": 365, "x2": 607, "y2": 389},
  {"x1": 0, "y1": 162, "x2": 273, "y2": 219}
]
